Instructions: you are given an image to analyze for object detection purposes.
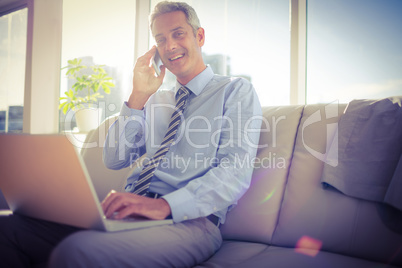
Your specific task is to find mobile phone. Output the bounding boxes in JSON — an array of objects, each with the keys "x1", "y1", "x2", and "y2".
[{"x1": 152, "y1": 49, "x2": 162, "y2": 76}]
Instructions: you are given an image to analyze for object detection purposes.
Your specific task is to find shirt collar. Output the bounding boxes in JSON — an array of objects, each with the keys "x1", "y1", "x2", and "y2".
[{"x1": 175, "y1": 65, "x2": 214, "y2": 96}]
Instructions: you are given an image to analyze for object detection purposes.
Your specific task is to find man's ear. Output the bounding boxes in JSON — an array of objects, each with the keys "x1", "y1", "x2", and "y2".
[{"x1": 197, "y1": 27, "x2": 205, "y2": 47}]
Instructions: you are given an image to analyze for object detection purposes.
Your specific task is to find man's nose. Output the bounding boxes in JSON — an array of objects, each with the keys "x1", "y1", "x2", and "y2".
[{"x1": 165, "y1": 37, "x2": 177, "y2": 52}]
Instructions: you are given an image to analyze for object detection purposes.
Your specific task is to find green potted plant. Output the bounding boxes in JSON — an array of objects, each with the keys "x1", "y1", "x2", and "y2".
[{"x1": 59, "y1": 58, "x2": 115, "y2": 132}]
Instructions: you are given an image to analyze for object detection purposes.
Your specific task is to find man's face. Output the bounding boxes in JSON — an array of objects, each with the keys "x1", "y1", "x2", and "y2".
[{"x1": 152, "y1": 11, "x2": 205, "y2": 85}]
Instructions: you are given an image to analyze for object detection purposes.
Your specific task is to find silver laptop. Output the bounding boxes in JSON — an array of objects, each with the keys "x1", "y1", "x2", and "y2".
[{"x1": 0, "y1": 134, "x2": 173, "y2": 232}]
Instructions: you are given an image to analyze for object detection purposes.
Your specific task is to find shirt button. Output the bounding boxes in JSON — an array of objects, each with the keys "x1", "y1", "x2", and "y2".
[
  {"x1": 183, "y1": 216, "x2": 188, "y2": 220},
  {"x1": 125, "y1": 116, "x2": 129, "y2": 119}
]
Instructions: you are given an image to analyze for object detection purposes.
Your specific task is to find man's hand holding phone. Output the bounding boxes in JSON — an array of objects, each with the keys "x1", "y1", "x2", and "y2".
[{"x1": 128, "y1": 46, "x2": 166, "y2": 109}]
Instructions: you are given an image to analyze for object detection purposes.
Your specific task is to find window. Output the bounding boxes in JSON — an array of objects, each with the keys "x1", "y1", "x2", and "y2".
[
  {"x1": 5, "y1": 0, "x2": 399, "y2": 135},
  {"x1": 150, "y1": 0, "x2": 290, "y2": 106},
  {"x1": 306, "y1": 0, "x2": 402, "y2": 103},
  {"x1": 0, "y1": 8, "x2": 28, "y2": 133},
  {"x1": 60, "y1": 0, "x2": 136, "y2": 132}
]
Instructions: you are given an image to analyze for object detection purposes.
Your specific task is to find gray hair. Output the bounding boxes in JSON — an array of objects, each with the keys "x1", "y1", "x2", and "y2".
[{"x1": 150, "y1": 1, "x2": 201, "y2": 36}]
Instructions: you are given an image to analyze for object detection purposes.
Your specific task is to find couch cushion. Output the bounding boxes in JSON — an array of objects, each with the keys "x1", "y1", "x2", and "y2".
[
  {"x1": 196, "y1": 241, "x2": 401, "y2": 268},
  {"x1": 220, "y1": 105, "x2": 304, "y2": 244},
  {"x1": 322, "y1": 97, "x2": 402, "y2": 209},
  {"x1": 195, "y1": 240, "x2": 270, "y2": 267},
  {"x1": 273, "y1": 104, "x2": 402, "y2": 266},
  {"x1": 80, "y1": 116, "x2": 132, "y2": 201}
]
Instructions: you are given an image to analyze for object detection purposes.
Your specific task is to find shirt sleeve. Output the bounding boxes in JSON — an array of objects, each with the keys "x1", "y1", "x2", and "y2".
[
  {"x1": 103, "y1": 102, "x2": 147, "y2": 170},
  {"x1": 162, "y1": 78, "x2": 262, "y2": 223}
]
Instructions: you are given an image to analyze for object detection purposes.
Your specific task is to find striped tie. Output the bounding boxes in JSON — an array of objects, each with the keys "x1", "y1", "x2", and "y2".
[{"x1": 133, "y1": 86, "x2": 190, "y2": 196}]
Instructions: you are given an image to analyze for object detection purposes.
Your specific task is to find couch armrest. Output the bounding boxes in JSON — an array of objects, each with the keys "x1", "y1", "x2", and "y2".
[{"x1": 80, "y1": 116, "x2": 132, "y2": 201}]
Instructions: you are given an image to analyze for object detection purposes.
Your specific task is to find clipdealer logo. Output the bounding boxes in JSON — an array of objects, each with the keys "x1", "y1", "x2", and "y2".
[
  {"x1": 129, "y1": 152, "x2": 286, "y2": 173},
  {"x1": 301, "y1": 101, "x2": 339, "y2": 167},
  {"x1": 63, "y1": 100, "x2": 340, "y2": 168}
]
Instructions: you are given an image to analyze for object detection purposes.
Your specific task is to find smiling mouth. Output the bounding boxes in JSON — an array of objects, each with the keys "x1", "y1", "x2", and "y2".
[{"x1": 169, "y1": 54, "x2": 184, "y2": 61}]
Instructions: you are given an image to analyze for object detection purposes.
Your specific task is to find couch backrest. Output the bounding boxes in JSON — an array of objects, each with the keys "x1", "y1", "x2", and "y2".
[
  {"x1": 272, "y1": 104, "x2": 402, "y2": 265},
  {"x1": 220, "y1": 105, "x2": 304, "y2": 244}
]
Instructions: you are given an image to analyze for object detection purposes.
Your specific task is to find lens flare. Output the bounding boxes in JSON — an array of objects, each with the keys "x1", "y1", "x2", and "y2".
[
  {"x1": 260, "y1": 189, "x2": 276, "y2": 204},
  {"x1": 295, "y1": 235, "x2": 322, "y2": 257}
]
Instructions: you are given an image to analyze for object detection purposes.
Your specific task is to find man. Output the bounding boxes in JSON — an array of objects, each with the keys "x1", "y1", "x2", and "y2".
[{"x1": 0, "y1": 1, "x2": 262, "y2": 267}]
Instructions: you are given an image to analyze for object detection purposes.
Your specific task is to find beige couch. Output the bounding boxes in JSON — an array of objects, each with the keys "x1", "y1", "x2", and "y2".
[{"x1": 80, "y1": 103, "x2": 402, "y2": 268}]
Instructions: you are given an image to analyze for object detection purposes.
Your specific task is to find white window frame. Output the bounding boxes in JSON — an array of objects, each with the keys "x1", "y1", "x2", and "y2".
[
  {"x1": 134, "y1": 0, "x2": 150, "y2": 61},
  {"x1": 290, "y1": 0, "x2": 307, "y2": 105}
]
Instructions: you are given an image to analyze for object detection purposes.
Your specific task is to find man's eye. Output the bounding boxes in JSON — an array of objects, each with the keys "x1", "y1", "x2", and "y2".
[{"x1": 175, "y1": 32, "x2": 184, "y2": 38}]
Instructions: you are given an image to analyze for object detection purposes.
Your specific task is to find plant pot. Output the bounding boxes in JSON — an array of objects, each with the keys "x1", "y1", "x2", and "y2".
[{"x1": 75, "y1": 108, "x2": 101, "y2": 133}]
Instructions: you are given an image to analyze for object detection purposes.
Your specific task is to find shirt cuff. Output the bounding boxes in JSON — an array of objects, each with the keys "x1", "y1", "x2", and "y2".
[
  {"x1": 118, "y1": 102, "x2": 146, "y2": 131},
  {"x1": 121, "y1": 101, "x2": 144, "y2": 117},
  {"x1": 162, "y1": 188, "x2": 197, "y2": 223}
]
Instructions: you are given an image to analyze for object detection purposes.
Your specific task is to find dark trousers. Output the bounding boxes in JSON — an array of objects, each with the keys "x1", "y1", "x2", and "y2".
[{"x1": 0, "y1": 214, "x2": 80, "y2": 268}]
